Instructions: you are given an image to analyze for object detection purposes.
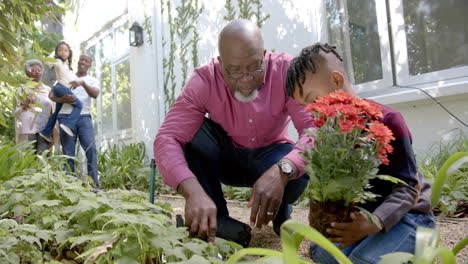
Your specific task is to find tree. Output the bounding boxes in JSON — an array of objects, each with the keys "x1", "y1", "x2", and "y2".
[{"x1": 0, "y1": 0, "x2": 64, "y2": 139}]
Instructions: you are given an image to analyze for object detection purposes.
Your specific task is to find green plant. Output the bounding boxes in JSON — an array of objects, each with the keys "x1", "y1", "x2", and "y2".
[
  {"x1": 418, "y1": 130, "x2": 468, "y2": 216},
  {"x1": 97, "y1": 142, "x2": 150, "y2": 190},
  {"x1": 223, "y1": 0, "x2": 270, "y2": 28},
  {"x1": 161, "y1": 0, "x2": 204, "y2": 110},
  {"x1": 302, "y1": 92, "x2": 404, "y2": 233},
  {"x1": 0, "y1": 140, "x2": 70, "y2": 183},
  {"x1": 226, "y1": 220, "x2": 352, "y2": 264},
  {"x1": 0, "y1": 168, "x2": 240, "y2": 263},
  {"x1": 378, "y1": 227, "x2": 460, "y2": 264}
]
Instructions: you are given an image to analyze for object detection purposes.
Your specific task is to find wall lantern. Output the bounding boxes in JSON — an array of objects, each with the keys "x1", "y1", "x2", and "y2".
[{"x1": 129, "y1": 22, "x2": 144, "y2": 47}]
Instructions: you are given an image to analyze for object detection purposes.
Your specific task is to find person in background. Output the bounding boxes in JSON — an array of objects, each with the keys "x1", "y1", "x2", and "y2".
[
  {"x1": 50, "y1": 54, "x2": 100, "y2": 189},
  {"x1": 14, "y1": 59, "x2": 55, "y2": 154},
  {"x1": 40, "y1": 41, "x2": 82, "y2": 141}
]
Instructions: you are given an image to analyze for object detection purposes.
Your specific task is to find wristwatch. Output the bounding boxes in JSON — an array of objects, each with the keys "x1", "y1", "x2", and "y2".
[{"x1": 277, "y1": 160, "x2": 294, "y2": 179}]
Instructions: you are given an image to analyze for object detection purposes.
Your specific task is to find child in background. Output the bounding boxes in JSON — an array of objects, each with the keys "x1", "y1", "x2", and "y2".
[
  {"x1": 39, "y1": 41, "x2": 81, "y2": 141},
  {"x1": 286, "y1": 43, "x2": 435, "y2": 264}
]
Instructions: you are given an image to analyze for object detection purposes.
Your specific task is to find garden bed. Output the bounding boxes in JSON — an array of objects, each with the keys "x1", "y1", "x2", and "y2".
[{"x1": 158, "y1": 195, "x2": 468, "y2": 263}]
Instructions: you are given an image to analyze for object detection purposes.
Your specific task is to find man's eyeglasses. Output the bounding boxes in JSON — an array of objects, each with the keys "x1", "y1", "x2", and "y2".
[{"x1": 224, "y1": 61, "x2": 264, "y2": 81}]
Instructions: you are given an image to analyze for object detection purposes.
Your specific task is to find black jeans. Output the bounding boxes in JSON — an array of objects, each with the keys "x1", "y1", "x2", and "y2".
[{"x1": 184, "y1": 118, "x2": 309, "y2": 222}]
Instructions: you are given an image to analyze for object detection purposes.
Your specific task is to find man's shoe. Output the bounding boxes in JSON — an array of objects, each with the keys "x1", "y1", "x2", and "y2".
[
  {"x1": 216, "y1": 215, "x2": 252, "y2": 248},
  {"x1": 38, "y1": 132, "x2": 52, "y2": 143},
  {"x1": 60, "y1": 124, "x2": 74, "y2": 137},
  {"x1": 273, "y1": 204, "x2": 293, "y2": 236}
]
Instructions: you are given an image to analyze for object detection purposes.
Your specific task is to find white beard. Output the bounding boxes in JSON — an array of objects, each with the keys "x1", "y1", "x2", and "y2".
[{"x1": 234, "y1": 89, "x2": 258, "y2": 102}]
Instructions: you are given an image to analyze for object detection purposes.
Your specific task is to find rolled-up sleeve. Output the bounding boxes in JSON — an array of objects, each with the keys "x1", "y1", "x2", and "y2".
[
  {"x1": 283, "y1": 97, "x2": 315, "y2": 177},
  {"x1": 153, "y1": 71, "x2": 208, "y2": 190}
]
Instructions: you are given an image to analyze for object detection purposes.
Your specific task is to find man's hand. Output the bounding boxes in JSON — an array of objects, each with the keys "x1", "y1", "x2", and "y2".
[
  {"x1": 327, "y1": 212, "x2": 383, "y2": 249},
  {"x1": 179, "y1": 178, "x2": 217, "y2": 243},
  {"x1": 69, "y1": 80, "x2": 84, "y2": 88},
  {"x1": 248, "y1": 164, "x2": 288, "y2": 228}
]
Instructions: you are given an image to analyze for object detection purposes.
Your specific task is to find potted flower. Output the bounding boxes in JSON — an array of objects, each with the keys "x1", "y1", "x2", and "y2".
[{"x1": 302, "y1": 91, "x2": 400, "y2": 235}]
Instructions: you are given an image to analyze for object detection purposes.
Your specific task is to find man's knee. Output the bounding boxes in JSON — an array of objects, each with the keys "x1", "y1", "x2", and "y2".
[{"x1": 185, "y1": 119, "x2": 225, "y2": 161}]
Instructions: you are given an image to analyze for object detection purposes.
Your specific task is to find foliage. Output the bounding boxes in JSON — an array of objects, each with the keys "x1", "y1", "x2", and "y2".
[
  {"x1": 0, "y1": 158, "x2": 240, "y2": 263},
  {"x1": 378, "y1": 227, "x2": 462, "y2": 264},
  {"x1": 223, "y1": 0, "x2": 270, "y2": 28},
  {"x1": 0, "y1": 140, "x2": 70, "y2": 183},
  {"x1": 226, "y1": 220, "x2": 352, "y2": 264},
  {"x1": 97, "y1": 142, "x2": 150, "y2": 190},
  {"x1": 161, "y1": 0, "x2": 204, "y2": 110},
  {"x1": 418, "y1": 130, "x2": 468, "y2": 216},
  {"x1": 0, "y1": 0, "x2": 64, "y2": 129},
  {"x1": 302, "y1": 92, "x2": 398, "y2": 206},
  {"x1": 430, "y1": 152, "x2": 468, "y2": 208}
]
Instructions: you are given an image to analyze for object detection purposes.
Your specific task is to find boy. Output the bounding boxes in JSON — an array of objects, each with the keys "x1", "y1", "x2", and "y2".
[{"x1": 286, "y1": 43, "x2": 435, "y2": 264}]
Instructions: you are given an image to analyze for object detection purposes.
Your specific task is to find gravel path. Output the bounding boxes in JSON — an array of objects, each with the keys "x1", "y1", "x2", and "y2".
[{"x1": 158, "y1": 195, "x2": 467, "y2": 263}]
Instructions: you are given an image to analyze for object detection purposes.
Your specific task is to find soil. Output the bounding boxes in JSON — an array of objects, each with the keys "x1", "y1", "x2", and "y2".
[{"x1": 157, "y1": 195, "x2": 468, "y2": 263}]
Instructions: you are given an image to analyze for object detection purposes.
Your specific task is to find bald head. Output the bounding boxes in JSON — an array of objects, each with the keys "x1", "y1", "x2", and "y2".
[{"x1": 218, "y1": 19, "x2": 264, "y2": 59}]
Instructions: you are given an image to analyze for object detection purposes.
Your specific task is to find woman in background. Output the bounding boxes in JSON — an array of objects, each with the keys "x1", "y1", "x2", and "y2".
[{"x1": 14, "y1": 59, "x2": 56, "y2": 153}]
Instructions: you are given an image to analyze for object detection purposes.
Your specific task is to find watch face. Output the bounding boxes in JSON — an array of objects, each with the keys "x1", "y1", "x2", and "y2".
[{"x1": 281, "y1": 162, "x2": 293, "y2": 174}]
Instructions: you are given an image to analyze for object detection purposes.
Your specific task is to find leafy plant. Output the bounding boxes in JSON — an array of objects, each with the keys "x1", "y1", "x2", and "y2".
[
  {"x1": 0, "y1": 140, "x2": 70, "y2": 183},
  {"x1": 418, "y1": 130, "x2": 468, "y2": 216},
  {"x1": 378, "y1": 227, "x2": 461, "y2": 264},
  {"x1": 97, "y1": 142, "x2": 151, "y2": 190},
  {"x1": 226, "y1": 220, "x2": 352, "y2": 264},
  {"x1": 0, "y1": 167, "x2": 240, "y2": 263},
  {"x1": 302, "y1": 92, "x2": 405, "y2": 233}
]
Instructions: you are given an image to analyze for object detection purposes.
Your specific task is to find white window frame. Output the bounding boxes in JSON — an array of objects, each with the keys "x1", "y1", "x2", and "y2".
[
  {"x1": 323, "y1": 0, "x2": 393, "y2": 93},
  {"x1": 82, "y1": 15, "x2": 134, "y2": 142},
  {"x1": 389, "y1": 0, "x2": 468, "y2": 86}
]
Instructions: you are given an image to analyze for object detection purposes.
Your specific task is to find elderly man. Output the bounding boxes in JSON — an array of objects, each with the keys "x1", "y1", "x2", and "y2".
[
  {"x1": 154, "y1": 19, "x2": 313, "y2": 246},
  {"x1": 50, "y1": 54, "x2": 100, "y2": 188}
]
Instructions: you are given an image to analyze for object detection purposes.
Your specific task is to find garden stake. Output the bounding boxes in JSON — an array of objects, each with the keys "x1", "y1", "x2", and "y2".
[{"x1": 150, "y1": 159, "x2": 156, "y2": 204}]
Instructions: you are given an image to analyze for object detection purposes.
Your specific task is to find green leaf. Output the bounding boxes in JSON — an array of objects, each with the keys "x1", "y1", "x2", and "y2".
[
  {"x1": 371, "y1": 175, "x2": 408, "y2": 186},
  {"x1": 356, "y1": 207, "x2": 382, "y2": 230},
  {"x1": 378, "y1": 252, "x2": 413, "y2": 264},
  {"x1": 452, "y1": 236, "x2": 468, "y2": 256},
  {"x1": 226, "y1": 248, "x2": 284, "y2": 264},
  {"x1": 432, "y1": 152, "x2": 468, "y2": 206},
  {"x1": 414, "y1": 227, "x2": 440, "y2": 263},
  {"x1": 281, "y1": 220, "x2": 351, "y2": 264}
]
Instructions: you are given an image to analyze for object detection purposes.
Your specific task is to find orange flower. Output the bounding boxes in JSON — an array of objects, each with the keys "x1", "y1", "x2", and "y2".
[
  {"x1": 306, "y1": 103, "x2": 337, "y2": 117},
  {"x1": 339, "y1": 120, "x2": 354, "y2": 133},
  {"x1": 314, "y1": 116, "x2": 326, "y2": 128},
  {"x1": 379, "y1": 155, "x2": 390, "y2": 165},
  {"x1": 379, "y1": 143, "x2": 394, "y2": 155},
  {"x1": 336, "y1": 104, "x2": 362, "y2": 116},
  {"x1": 367, "y1": 121, "x2": 395, "y2": 144},
  {"x1": 315, "y1": 96, "x2": 337, "y2": 105},
  {"x1": 353, "y1": 99, "x2": 383, "y2": 119},
  {"x1": 329, "y1": 91, "x2": 355, "y2": 104}
]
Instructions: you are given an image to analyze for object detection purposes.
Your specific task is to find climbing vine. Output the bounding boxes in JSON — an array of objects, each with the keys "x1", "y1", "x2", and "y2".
[
  {"x1": 224, "y1": 0, "x2": 270, "y2": 28},
  {"x1": 161, "y1": 0, "x2": 203, "y2": 110},
  {"x1": 161, "y1": 0, "x2": 270, "y2": 111}
]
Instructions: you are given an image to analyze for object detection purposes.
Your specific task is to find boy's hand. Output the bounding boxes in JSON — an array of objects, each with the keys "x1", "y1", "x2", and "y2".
[{"x1": 327, "y1": 212, "x2": 383, "y2": 249}]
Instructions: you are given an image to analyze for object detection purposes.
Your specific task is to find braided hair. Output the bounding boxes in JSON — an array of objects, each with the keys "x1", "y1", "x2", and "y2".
[
  {"x1": 286, "y1": 43, "x2": 343, "y2": 98},
  {"x1": 54, "y1": 41, "x2": 73, "y2": 71}
]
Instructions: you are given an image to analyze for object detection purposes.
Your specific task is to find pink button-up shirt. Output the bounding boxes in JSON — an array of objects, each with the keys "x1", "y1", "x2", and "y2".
[{"x1": 154, "y1": 51, "x2": 314, "y2": 190}]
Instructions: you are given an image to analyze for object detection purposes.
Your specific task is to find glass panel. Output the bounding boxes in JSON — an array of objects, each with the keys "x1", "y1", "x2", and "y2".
[
  {"x1": 403, "y1": 0, "x2": 468, "y2": 76},
  {"x1": 114, "y1": 23, "x2": 129, "y2": 59},
  {"x1": 116, "y1": 60, "x2": 132, "y2": 130},
  {"x1": 99, "y1": 34, "x2": 114, "y2": 135},
  {"x1": 326, "y1": 0, "x2": 382, "y2": 84},
  {"x1": 85, "y1": 46, "x2": 98, "y2": 134}
]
